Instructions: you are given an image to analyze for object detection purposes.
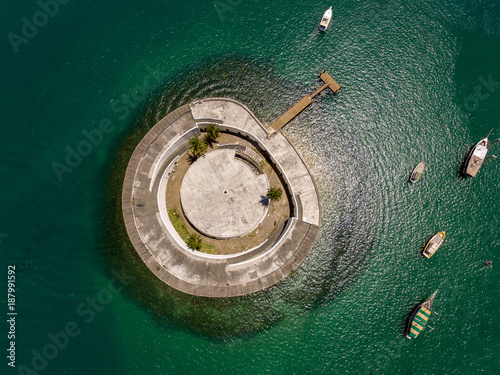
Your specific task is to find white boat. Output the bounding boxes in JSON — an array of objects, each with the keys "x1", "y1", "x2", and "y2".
[
  {"x1": 409, "y1": 161, "x2": 425, "y2": 183},
  {"x1": 318, "y1": 6, "x2": 332, "y2": 32},
  {"x1": 463, "y1": 138, "x2": 489, "y2": 177},
  {"x1": 422, "y1": 232, "x2": 446, "y2": 259}
]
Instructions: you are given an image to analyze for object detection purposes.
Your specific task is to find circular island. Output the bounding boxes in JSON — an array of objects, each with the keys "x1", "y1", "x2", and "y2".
[{"x1": 122, "y1": 98, "x2": 321, "y2": 297}]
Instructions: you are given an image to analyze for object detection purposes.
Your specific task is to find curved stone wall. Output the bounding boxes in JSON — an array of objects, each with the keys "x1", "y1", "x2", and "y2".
[{"x1": 122, "y1": 98, "x2": 321, "y2": 297}]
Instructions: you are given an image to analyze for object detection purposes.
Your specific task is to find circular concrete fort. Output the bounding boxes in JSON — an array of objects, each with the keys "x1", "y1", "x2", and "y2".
[{"x1": 122, "y1": 98, "x2": 321, "y2": 297}]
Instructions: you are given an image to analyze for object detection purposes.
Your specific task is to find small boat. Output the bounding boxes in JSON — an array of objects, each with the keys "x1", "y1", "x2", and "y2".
[
  {"x1": 422, "y1": 231, "x2": 446, "y2": 258},
  {"x1": 318, "y1": 6, "x2": 332, "y2": 32},
  {"x1": 463, "y1": 132, "x2": 492, "y2": 177},
  {"x1": 409, "y1": 161, "x2": 425, "y2": 183},
  {"x1": 407, "y1": 290, "x2": 438, "y2": 339}
]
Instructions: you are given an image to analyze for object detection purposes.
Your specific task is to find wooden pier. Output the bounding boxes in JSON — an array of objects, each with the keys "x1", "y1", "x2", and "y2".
[{"x1": 271, "y1": 70, "x2": 342, "y2": 131}]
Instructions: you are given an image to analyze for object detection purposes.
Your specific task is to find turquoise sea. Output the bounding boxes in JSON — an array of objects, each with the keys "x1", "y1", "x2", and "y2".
[{"x1": 1, "y1": 0, "x2": 499, "y2": 374}]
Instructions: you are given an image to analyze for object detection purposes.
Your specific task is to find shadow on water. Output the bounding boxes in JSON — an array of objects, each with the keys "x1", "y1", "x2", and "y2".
[
  {"x1": 402, "y1": 305, "x2": 417, "y2": 339},
  {"x1": 101, "y1": 54, "x2": 374, "y2": 340},
  {"x1": 316, "y1": 168, "x2": 373, "y2": 308},
  {"x1": 458, "y1": 146, "x2": 472, "y2": 179}
]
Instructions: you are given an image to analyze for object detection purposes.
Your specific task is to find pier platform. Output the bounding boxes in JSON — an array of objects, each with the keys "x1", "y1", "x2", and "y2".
[{"x1": 271, "y1": 70, "x2": 341, "y2": 131}]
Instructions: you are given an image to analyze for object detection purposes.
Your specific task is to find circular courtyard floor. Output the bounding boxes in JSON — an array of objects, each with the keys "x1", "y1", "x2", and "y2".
[{"x1": 180, "y1": 149, "x2": 269, "y2": 239}]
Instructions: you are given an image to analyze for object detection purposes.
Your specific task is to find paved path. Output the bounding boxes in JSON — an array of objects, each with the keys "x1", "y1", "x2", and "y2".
[{"x1": 122, "y1": 98, "x2": 321, "y2": 297}]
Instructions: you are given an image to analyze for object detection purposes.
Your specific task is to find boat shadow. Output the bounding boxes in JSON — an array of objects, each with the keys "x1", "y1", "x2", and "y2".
[
  {"x1": 413, "y1": 234, "x2": 431, "y2": 258},
  {"x1": 457, "y1": 145, "x2": 475, "y2": 179},
  {"x1": 402, "y1": 303, "x2": 419, "y2": 338}
]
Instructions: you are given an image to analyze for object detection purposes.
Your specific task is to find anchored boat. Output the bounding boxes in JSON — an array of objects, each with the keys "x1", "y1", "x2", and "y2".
[
  {"x1": 422, "y1": 232, "x2": 446, "y2": 258},
  {"x1": 409, "y1": 161, "x2": 425, "y2": 183},
  {"x1": 463, "y1": 137, "x2": 489, "y2": 177},
  {"x1": 318, "y1": 6, "x2": 332, "y2": 32},
  {"x1": 407, "y1": 290, "x2": 438, "y2": 339}
]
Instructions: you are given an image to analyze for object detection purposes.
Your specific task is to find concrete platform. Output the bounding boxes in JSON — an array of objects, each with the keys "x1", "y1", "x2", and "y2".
[
  {"x1": 180, "y1": 149, "x2": 269, "y2": 239},
  {"x1": 122, "y1": 98, "x2": 321, "y2": 297}
]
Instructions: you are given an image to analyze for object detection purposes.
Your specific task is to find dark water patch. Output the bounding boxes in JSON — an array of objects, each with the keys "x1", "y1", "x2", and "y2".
[
  {"x1": 125, "y1": 54, "x2": 309, "y2": 129},
  {"x1": 454, "y1": 32, "x2": 500, "y2": 130}
]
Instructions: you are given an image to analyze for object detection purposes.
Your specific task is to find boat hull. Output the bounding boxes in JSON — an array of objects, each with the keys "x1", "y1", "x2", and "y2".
[
  {"x1": 463, "y1": 138, "x2": 488, "y2": 177},
  {"x1": 409, "y1": 161, "x2": 425, "y2": 183},
  {"x1": 406, "y1": 290, "x2": 438, "y2": 339},
  {"x1": 406, "y1": 303, "x2": 431, "y2": 339},
  {"x1": 318, "y1": 7, "x2": 332, "y2": 32},
  {"x1": 422, "y1": 232, "x2": 445, "y2": 258}
]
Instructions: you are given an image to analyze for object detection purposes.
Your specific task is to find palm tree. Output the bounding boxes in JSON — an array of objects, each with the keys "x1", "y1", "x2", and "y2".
[
  {"x1": 204, "y1": 124, "x2": 221, "y2": 146},
  {"x1": 186, "y1": 234, "x2": 202, "y2": 251},
  {"x1": 266, "y1": 187, "x2": 283, "y2": 202},
  {"x1": 189, "y1": 136, "x2": 207, "y2": 158}
]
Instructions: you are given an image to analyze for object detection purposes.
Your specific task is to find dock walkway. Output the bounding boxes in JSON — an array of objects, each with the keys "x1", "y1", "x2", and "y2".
[{"x1": 271, "y1": 71, "x2": 341, "y2": 131}]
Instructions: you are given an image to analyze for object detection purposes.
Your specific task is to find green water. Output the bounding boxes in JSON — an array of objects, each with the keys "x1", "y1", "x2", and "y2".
[{"x1": 1, "y1": 0, "x2": 499, "y2": 374}]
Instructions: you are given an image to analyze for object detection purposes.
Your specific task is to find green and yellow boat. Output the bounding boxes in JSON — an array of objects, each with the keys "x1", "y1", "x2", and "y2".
[{"x1": 406, "y1": 290, "x2": 438, "y2": 339}]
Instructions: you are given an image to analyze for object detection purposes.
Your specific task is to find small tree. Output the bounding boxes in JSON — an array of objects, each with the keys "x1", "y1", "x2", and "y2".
[
  {"x1": 266, "y1": 187, "x2": 283, "y2": 202},
  {"x1": 189, "y1": 136, "x2": 207, "y2": 158},
  {"x1": 186, "y1": 234, "x2": 202, "y2": 251},
  {"x1": 204, "y1": 124, "x2": 221, "y2": 146}
]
